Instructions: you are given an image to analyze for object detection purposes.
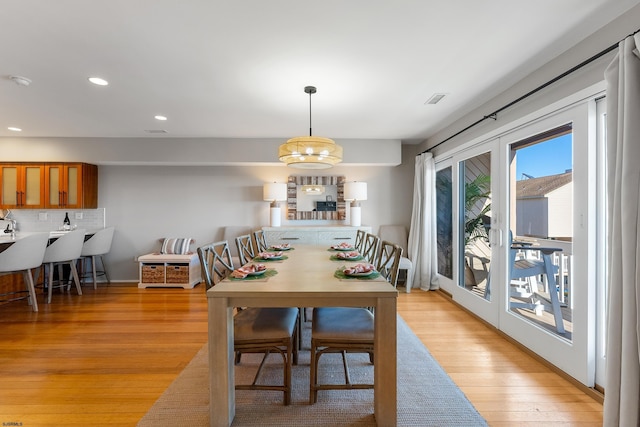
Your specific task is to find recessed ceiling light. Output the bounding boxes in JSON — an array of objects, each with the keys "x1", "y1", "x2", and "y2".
[
  {"x1": 154, "y1": 115, "x2": 168, "y2": 121},
  {"x1": 88, "y1": 77, "x2": 109, "y2": 86},
  {"x1": 8, "y1": 127, "x2": 22, "y2": 132}
]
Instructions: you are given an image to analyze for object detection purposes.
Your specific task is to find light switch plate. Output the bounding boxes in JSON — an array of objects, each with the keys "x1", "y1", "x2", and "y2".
[
  {"x1": 75, "y1": 212, "x2": 83, "y2": 220},
  {"x1": 39, "y1": 212, "x2": 48, "y2": 221}
]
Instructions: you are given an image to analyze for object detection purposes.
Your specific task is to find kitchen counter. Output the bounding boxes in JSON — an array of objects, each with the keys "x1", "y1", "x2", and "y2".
[{"x1": 0, "y1": 229, "x2": 102, "y2": 252}]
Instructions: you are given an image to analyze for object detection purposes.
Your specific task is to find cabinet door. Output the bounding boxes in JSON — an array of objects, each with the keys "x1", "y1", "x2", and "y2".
[
  {"x1": 46, "y1": 163, "x2": 98, "y2": 209},
  {"x1": 45, "y1": 164, "x2": 64, "y2": 208},
  {"x1": 0, "y1": 164, "x2": 45, "y2": 208}
]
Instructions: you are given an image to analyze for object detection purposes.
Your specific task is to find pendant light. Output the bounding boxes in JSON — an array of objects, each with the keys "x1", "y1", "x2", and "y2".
[{"x1": 279, "y1": 86, "x2": 343, "y2": 169}]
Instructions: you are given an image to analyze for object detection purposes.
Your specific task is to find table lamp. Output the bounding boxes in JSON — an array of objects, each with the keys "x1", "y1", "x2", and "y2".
[
  {"x1": 263, "y1": 182, "x2": 288, "y2": 227},
  {"x1": 344, "y1": 181, "x2": 367, "y2": 227}
]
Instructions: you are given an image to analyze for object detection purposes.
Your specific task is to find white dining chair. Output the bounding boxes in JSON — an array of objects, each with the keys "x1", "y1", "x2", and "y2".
[
  {"x1": 0, "y1": 233, "x2": 50, "y2": 312},
  {"x1": 41, "y1": 229, "x2": 85, "y2": 303}
]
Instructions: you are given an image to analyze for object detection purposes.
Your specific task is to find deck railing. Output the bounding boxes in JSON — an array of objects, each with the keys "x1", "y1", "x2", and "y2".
[{"x1": 514, "y1": 236, "x2": 573, "y2": 306}]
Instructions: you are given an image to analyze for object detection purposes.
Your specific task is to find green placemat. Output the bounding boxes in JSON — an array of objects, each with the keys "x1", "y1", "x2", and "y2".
[
  {"x1": 229, "y1": 269, "x2": 278, "y2": 281},
  {"x1": 268, "y1": 247, "x2": 295, "y2": 251},
  {"x1": 330, "y1": 254, "x2": 364, "y2": 262},
  {"x1": 333, "y1": 267, "x2": 380, "y2": 280},
  {"x1": 253, "y1": 255, "x2": 289, "y2": 262}
]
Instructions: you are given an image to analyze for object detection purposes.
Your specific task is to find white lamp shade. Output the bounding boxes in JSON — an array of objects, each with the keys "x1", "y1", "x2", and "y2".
[
  {"x1": 344, "y1": 181, "x2": 367, "y2": 201},
  {"x1": 263, "y1": 182, "x2": 287, "y2": 201}
]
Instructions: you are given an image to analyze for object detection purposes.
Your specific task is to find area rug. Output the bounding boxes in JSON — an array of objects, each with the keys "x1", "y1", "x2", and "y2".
[{"x1": 138, "y1": 315, "x2": 487, "y2": 426}]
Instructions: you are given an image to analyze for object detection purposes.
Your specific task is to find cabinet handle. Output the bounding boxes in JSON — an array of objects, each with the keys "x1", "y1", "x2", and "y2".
[
  {"x1": 333, "y1": 237, "x2": 352, "y2": 240},
  {"x1": 62, "y1": 191, "x2": 67, "y2": 206},
  {"x1": 58, "y1": 191, "x2": 63, "y2": 206},
  {"x1": 281, "y1": 237, "x2": 299, "y2": 240}
]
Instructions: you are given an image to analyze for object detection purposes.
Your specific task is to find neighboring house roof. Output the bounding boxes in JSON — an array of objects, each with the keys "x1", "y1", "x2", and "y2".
[{"x1": 516, "y1": 171, "x2": 572, "y2": 198}]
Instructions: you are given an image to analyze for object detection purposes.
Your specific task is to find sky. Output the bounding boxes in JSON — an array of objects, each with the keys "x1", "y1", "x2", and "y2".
[{"x1": 515, "y1": 133, "x2": 572, "y2": 180}]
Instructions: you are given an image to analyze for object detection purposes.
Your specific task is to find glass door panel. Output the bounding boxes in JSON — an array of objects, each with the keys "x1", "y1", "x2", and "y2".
[
  {"x1": 436, "y1": 167, "x2": 453, "y2": 280},
  {"x1": 508, "y1": 127, "x2": 573, "y2": 340},
  {"x1": 459, "y1": 152, "x2": 492, "y2": 300}
]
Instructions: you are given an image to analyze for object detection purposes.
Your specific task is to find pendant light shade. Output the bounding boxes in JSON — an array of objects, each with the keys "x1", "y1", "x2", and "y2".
[{"x1": 279, "y1": 86, "x2": 343, "y2": 169}]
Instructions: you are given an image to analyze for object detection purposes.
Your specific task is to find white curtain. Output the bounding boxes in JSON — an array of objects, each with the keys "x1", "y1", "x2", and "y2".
[
  {"x1": 603, "y1": 33, "x2": 640, "y2": 427},
  {"x1": 407, "y1": 152, "x2": 438, "y2": 291}
]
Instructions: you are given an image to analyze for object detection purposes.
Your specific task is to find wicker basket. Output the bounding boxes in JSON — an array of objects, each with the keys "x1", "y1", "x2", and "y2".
[
  {"x1": 166, "y1": 264, "x2": 189, "y2": 284},
  {"x1": 142, "y1": 264, "x2": 164, "y2": 283}
]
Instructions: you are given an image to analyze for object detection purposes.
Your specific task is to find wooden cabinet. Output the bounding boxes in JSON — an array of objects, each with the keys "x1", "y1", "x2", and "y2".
[
  {"x1": 262, "y1": 226, "x2": 372, "y2": 246},
  {"x1": 0, "y1": 163, "x2": 46, "y2": 208},
  {"x1": 0, "y1": 162, "x2": 97, "y2": 209},
  {"x1": 45, "y1": 163, "x2": 98, "y2": 209}
]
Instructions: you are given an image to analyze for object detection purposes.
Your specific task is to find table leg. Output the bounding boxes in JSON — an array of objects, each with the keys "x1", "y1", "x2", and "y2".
[
  {"x1": 374, "y1": 297, "x2": 397, "y2": 426},
  {"x1": 209, "y1": 297, "x2": 235, "y2": 427}
]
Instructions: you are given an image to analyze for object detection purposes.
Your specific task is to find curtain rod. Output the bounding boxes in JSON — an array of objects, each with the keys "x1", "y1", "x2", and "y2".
[{"x1": 422, "y1": 27, "x2": 640, "y2": 155}]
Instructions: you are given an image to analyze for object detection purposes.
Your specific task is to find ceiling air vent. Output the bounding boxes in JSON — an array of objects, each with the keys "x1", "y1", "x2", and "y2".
[
  {"x1": 425, "y1": 93, "x2": 446, "y2": 105},
  {"x1": 145, "y1": 129, "x2": 168, "y2": 134}
]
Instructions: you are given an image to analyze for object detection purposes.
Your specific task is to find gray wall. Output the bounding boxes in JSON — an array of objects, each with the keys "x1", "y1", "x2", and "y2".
[{"x1": 100, "y1": 148, "x2": 415, "y2": 281}]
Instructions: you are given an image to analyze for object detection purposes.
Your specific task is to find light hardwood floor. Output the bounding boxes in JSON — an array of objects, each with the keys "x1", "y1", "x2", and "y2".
[{"x1": 0, "y1": 283, "x2": 602, "y2": 426}]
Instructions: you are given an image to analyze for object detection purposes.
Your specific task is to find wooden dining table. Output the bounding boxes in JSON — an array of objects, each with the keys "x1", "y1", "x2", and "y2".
[{"x1": 206, "y1": 244, "x2": 399, "y2": 426}]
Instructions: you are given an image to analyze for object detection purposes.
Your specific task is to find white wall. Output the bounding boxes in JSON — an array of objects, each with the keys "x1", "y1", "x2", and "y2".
[{"x1": 422, "y1": 4, "x2": 640, "y2": 156}]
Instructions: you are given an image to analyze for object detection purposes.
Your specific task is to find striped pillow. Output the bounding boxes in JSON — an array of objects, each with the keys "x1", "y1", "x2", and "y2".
[{"x1": 161, "y1": 237, "x2": 193, "y2": 255}]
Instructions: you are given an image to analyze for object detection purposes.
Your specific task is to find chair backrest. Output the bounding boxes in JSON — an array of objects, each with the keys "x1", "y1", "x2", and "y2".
[
  {"x1": 81, "y1": 227, "x2": 115, "y2": 257},
  {"x1": 378, "y1": 225, "x2": 408, "y2": 257},
  {"x1": 361, "y1": 233, "x2": 380, "y2": 265},
  {"x1": 43, "y1": 229, "x2": 86, "y2": 263},
  {"x1": 197, "y1": 240, "x2": 234, "y2": 290},
  {"x1": 222, "y1": 226, "x2": 253, "y2": 260},
  {"x1": 235, "y1": 234, "x2": 255, "y2": 265},
  {"x1": 354, "y1": 229, "x2": 367, "y2": 252},
  {"x1": 253, "y1": 230, "x2": 268, "y2": 253},
  {"x1": 376, "y1": 240, "x2": 402, "y2": 287},
  {"x1": 0, "y1": 233, "x2": 50, "y2": 273}
]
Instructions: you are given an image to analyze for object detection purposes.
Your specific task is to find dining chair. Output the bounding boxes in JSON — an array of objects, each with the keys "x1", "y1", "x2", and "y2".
[
  {"x1": 222, "y1": 226, "x2": 253, "y2": 268},
  {"x1": 309, "y1": 240, "x2": 401, "y2": 403},
  {"x1": 378, "y1": 225, "x2": 413, "y2": 291},
  {"x1": 376, "y1": 240, "x2": 403, "y2": 288},
  {"x1": 197, "y1": 240, "x2": 299, "y2": 405},
  {"x1": 41, "y1": 229, "x2": 85, "y2": 303},
  {"x1": 79, "y1": 226, "x2": 115, "y2": 289},
  {"x1": 0, "y1": 233, "x2": 49, "y2": 312},
  {"x1": 360, "y1": 233, "x2": 380, "y2": 265},
  {"x1": 354, "y1": 229, "x2": 366, "y2": 252},
  {"x1": 253, "y1": 229, "x2": 269, "y2": 253},
  {"x1": 235, "y1": 234, "x2": 256, "y2": 266}
]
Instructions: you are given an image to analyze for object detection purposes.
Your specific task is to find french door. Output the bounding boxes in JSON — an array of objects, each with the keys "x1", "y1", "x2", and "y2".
[{"x1": 435, "y1": 93, "x2": 602, "y2": 386}]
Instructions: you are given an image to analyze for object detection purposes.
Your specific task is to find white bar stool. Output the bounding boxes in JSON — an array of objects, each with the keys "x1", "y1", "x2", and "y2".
[
  {"x1": 41, "y1": 229, "x2": 85, "y2": 303},
  {"x1": 0, "y1": 233, "x2": 49, "y2": 312},
  {"x1": 80, "y1": 227, "x2": 115, "y2": 289}
]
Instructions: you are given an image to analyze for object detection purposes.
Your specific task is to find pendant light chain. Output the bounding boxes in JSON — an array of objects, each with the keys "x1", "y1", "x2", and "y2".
[
  {"x1": 278, "y1": 85, "x2": 342, "y2": 169},
  {"x1": 309, "y1": 89, "x2": 313, "y2": 137}
]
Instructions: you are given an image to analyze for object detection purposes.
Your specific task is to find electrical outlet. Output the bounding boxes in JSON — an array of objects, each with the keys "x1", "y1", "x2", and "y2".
[
  {"x1": 38, "y1": 212, "x2": 48, "y2": 221},
  {"x1": 75, "y1": 212, "x2": 83, "y2": 220}
]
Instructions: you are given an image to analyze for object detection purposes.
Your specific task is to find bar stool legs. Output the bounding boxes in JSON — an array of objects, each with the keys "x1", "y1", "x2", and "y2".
[{"x1": 79, "y1": 255, "x2": 110, "y2": 289}]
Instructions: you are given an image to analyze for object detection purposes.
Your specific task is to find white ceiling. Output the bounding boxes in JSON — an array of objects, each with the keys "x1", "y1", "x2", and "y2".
[{"x1": 1, "y1": 0, "x2": 638, "y2": 144}]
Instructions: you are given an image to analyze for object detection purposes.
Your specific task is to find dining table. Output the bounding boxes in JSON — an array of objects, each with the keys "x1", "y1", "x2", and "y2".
[{"x1": 206, "y1": 244, "x2": 399, "y2": 427}]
